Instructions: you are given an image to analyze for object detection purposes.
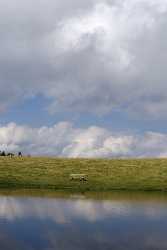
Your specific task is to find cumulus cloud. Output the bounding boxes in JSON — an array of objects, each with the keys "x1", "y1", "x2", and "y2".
[
  {"x1": 0, "y1": 0, "x2": 167, "y2": 118},
  {"x1": 0, "y1": 122, "x2": 167, "y2": 157}
]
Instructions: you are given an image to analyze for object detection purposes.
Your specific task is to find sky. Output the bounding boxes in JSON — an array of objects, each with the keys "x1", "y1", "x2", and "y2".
[{"x1": 1, "y1": 0, "x2": 167, "y2": 157}]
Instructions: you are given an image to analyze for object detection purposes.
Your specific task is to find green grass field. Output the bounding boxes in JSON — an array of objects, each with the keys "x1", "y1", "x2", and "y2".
[{"x1": 0, "y1": 157, "x2": 167, "y2": 191}]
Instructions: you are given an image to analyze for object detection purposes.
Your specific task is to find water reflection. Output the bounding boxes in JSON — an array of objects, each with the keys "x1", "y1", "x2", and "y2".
[{"x1": 0, "y1": 192, "x2": 167, "y2": 249}]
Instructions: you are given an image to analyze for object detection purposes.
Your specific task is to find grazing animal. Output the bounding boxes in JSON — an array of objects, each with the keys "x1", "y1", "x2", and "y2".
[
  {"x1": 7, "y1": 153, "x2": 14, "y2": 158},
  {"x1": 18, "y1": 152, "x2": 22, "y2": 157},
  {"x1": 70, "y1": 174, "x2": 87, "y2": 181}
]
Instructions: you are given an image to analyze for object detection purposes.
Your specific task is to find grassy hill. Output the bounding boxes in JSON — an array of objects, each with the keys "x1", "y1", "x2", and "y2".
[{"x1": 0, "y1": 157, "x2": 167, "y2": 191}]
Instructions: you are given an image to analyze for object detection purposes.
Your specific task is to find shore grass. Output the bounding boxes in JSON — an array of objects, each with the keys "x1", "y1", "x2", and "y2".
[{"x1": 0, "y1": 157, "x2": 167, "y2": 192}]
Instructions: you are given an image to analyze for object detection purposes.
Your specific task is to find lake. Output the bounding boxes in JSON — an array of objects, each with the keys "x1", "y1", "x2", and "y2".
[{"x1": 0, "y1": 190, "x2": 167, "y2": 250}]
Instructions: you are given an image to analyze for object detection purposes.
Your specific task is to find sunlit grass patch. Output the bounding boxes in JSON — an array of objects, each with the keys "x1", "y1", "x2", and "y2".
[{"x1": 0, "y1": 157, "x2": 167, "y2": 191}]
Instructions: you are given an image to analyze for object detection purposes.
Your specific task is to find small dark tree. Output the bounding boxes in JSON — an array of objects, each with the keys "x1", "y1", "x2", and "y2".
[{"x1": 1, "y1": 151, "x2": 6, "y2": 156}]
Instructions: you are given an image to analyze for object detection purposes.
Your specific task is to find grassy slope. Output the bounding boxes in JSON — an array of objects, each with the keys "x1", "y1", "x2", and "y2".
[{"x1": 0, "y1": 157, "x2": 167, "y2": 191}]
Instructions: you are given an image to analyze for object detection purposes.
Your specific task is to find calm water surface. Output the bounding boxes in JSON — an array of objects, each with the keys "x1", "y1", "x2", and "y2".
[{"x1": 0, "y1": 191, "x2": 167, "y2": 250}]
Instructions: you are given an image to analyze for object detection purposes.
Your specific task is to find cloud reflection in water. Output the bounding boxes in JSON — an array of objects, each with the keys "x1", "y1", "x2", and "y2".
[{"x1": 0, "y1": 195, "x2": 167, "y2": 250}]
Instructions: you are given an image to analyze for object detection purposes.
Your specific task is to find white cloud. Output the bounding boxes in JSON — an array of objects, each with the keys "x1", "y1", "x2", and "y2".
[
  {"x1": 0, "y1": 122, "x2": 167, "y2": 158},
  {"x1": 45, "y1": 0, "x2": 167, "y2": 117},
  {"x1": 0, "y1": 0, "x2": 167, "y2": 118}
]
